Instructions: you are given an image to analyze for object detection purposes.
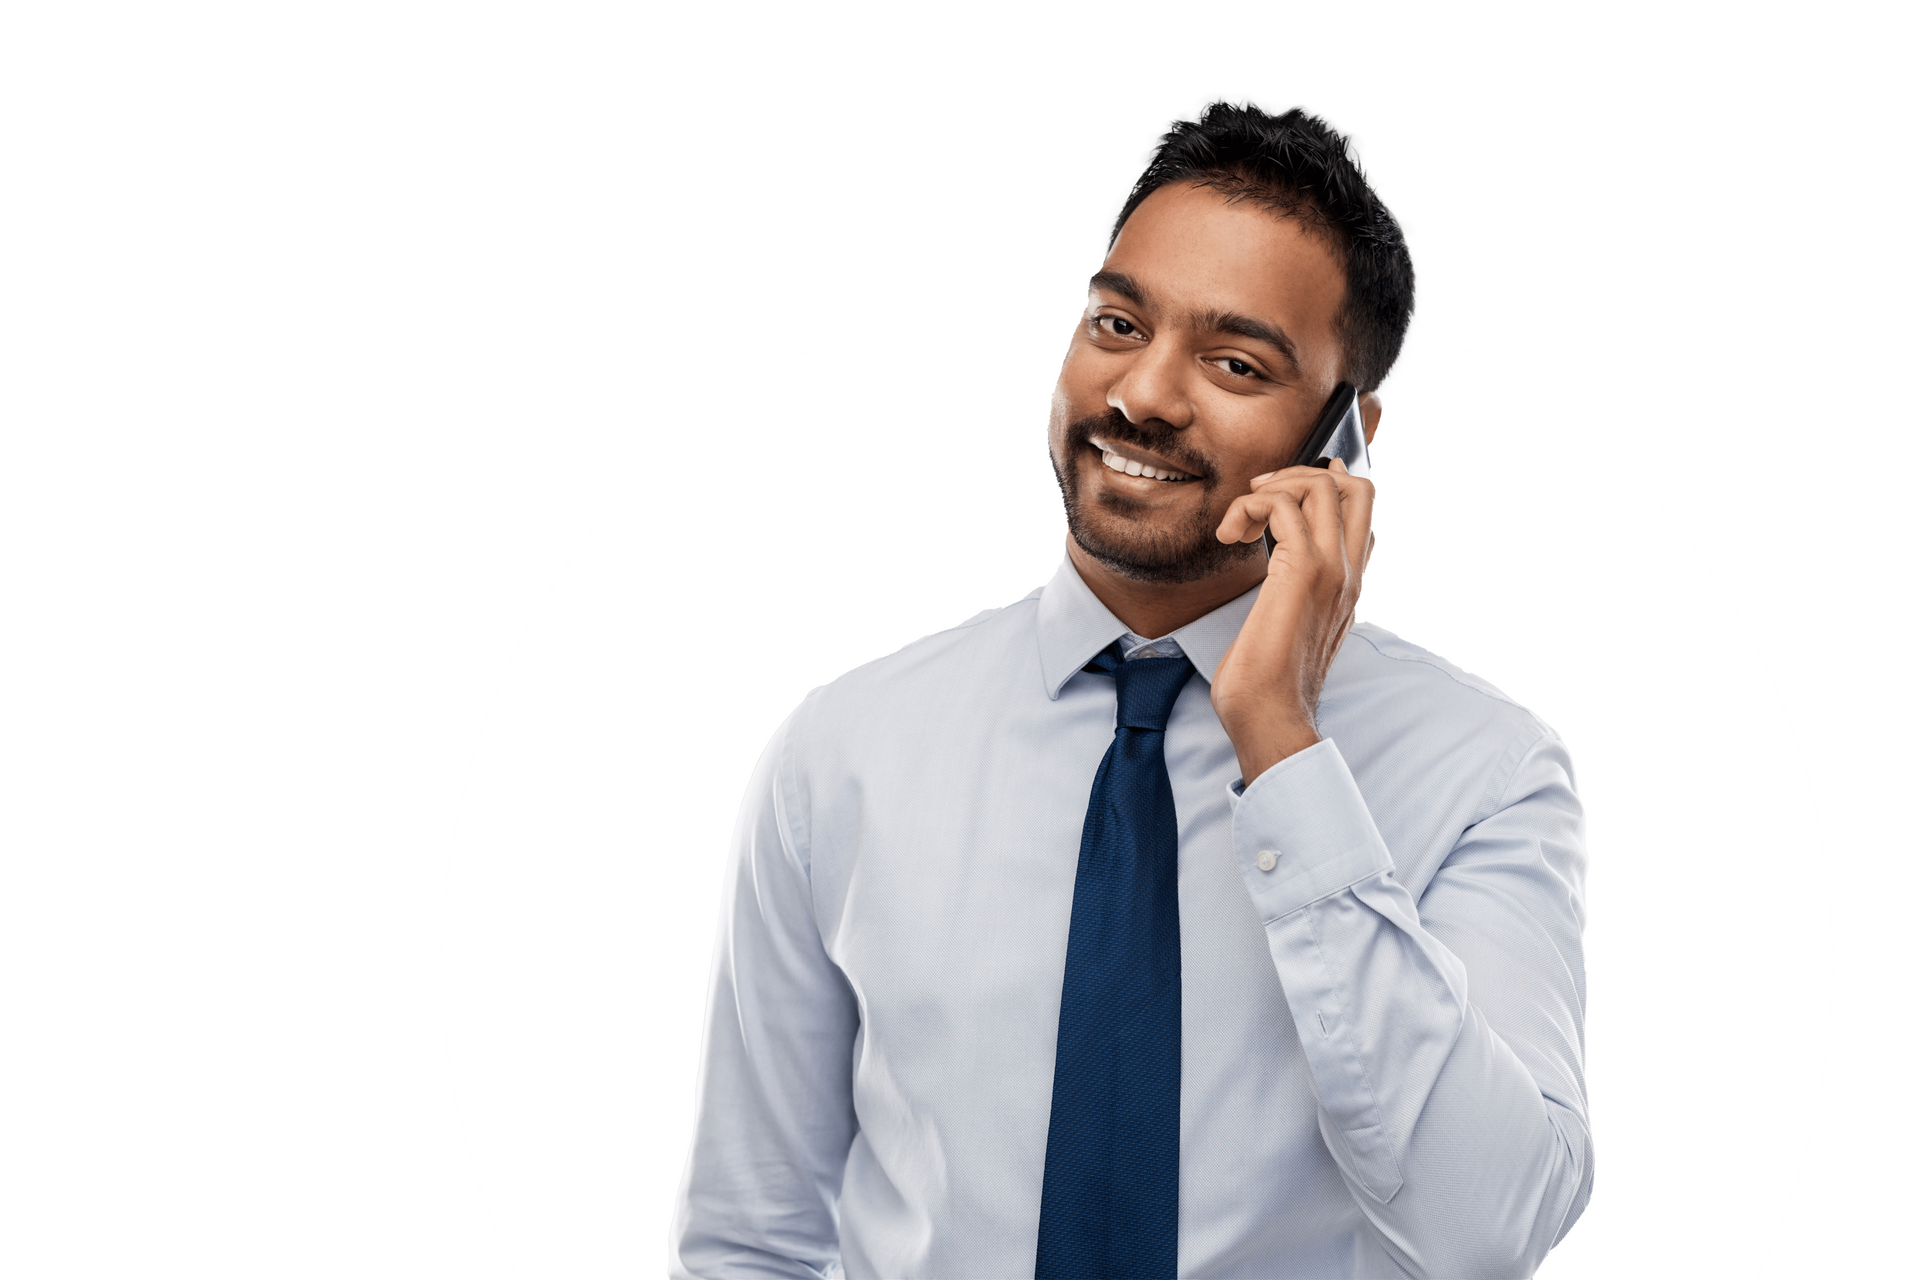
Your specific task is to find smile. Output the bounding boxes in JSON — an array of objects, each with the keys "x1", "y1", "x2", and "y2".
[{"x1": 1087, "y1": 436, "x2": 1198, "y2": 482}]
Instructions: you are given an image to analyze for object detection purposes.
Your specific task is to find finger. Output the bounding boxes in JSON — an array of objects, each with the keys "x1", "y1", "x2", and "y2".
[
  {"x1": 1221, "y1": 468, "x2": 1343, "y2": 545},
  {"x1": 1217, "y1": 490, "x2": 1287, "y2": 543},
  {"x1": 1323, "y1": 460, "x2": 1375, "y2": 569},
  {"x1": 1217, "y1": 482, "x2": 1323, "y2": 545},
  {"x1": 1226, "y1": 465, "x2": 1367, "y2": 544},
  {"x1": 1329, "y1": 466, "x2": 1375, "y2": 575},
  {"x1": 1296, "y1": 470, "x2": 1346, "y2": 565},
  {"x1": 1247, "y1": 465, "x2": 1370, "y2": 579},
  {"x1": 1251, "y1": 483, "x2": 1313, "y2": 556},
  {"x1": 1248, "y1": 462, "x2": 1335, "y2": 489}
]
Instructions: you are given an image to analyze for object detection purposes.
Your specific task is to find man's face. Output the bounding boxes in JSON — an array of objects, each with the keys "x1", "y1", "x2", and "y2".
[{"x1": 1049, "y1": 181, "x2": 1350, "y2": 584}]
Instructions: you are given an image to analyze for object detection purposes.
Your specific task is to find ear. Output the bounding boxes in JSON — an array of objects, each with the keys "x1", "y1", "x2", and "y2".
[{"x1": 1358, "y1": 392, "x2": 1382, "y2": 445}]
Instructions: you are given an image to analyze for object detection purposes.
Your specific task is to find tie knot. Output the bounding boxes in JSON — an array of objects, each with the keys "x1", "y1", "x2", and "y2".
[{"x1": 1085, "y1": 642, "x2": 1194, "y2": 732}]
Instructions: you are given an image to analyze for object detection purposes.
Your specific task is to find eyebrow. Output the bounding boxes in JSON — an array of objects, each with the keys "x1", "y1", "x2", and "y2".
[
  {"x1": 1088, "y1": 270, "x2": 1151, "y2": 307},
  {"x1": 1196, "y1": 308, "x2": 1302, "y2": 376},
  {"x1": 1088, "y1": 271, "x2": 1302, "y2": 377}
]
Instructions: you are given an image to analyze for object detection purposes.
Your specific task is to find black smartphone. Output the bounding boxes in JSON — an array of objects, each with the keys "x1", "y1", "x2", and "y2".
[{"x1": 1263, "y1": 383, "x2": 1370, "y2": 554}]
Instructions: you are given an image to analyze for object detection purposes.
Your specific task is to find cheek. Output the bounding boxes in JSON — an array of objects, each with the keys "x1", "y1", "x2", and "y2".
[
  {"x1": 1054, "y1": 340, "x2": 1112, "y2": 411},
  {"x1": 1049, "y1": 353, "x2": 1101, "y2": 458},
  {"x1": 1046, "y1": 376, "x2": 1088, "y2": 473},
  {"x1": 1048, "y1": 381, "x2": 1071, "y2": 431},
  {"x1": 1212, "y1": 412, "x2": 1296, "y2": 482}
]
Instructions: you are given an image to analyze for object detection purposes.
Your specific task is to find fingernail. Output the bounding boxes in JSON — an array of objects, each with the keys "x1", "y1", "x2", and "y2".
[{"x1": 1250, "y1": 471, "x2": 1274, "y2": 485}]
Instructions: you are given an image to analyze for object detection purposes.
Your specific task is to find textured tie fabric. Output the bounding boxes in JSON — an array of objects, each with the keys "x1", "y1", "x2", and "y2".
[{"x1": 1034, "y1": 642, "x2": 1196, "y2": 1280}]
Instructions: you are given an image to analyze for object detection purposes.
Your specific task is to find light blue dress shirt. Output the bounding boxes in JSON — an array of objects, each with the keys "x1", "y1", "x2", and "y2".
[{"x1": 672, "y1": 558, "x2": 1591, "y2": 1279}]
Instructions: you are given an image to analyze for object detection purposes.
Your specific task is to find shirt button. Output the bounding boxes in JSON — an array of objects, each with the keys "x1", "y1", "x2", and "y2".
[
  {"x1": 1256, "y1": 850, "x2": 1278, "y2": 872},
  {"x1": 1137, "y1": 647, "x2": 1159, "y2": 659}
]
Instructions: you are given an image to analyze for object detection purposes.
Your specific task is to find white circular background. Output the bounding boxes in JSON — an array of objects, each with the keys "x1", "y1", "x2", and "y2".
[{"x1": 435, "y1": 264, "x2": 1827, "y2": 1274}]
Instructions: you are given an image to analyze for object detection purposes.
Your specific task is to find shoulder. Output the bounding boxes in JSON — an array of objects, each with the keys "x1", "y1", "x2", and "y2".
[
  {"x1": 1326, "y1": 622, "x2": 1567, "y2": 807},
  {"x1": 785, "y1": 585, "x2": 1045, "y2": 741},
  {"x1": 1338, "y1": 623, "x2": 1538, "y2": 718},
  {"x1": 826, "y1": 586, "x2": 1042, "y2": 697}
]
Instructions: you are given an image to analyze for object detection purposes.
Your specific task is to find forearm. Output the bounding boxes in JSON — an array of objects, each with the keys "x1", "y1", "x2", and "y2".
[
  {"x1": 1234, "y1": 738, "x2": 1591, "y2": 1277},
  {"x1": 673, "y1": 946, "x2": 858, "y2": 1280},
  {"x1": 1264, "y1": 874, "x2": 1589, "y2": 1276},
  {"x1": 671, "y1": 714, "x2": 858, "y2": 1280}
]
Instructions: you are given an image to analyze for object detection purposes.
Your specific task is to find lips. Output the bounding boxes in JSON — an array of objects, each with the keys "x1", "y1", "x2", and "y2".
[{"x1": 1087, "y1": 435, "x2": 1199, "y2": 482}]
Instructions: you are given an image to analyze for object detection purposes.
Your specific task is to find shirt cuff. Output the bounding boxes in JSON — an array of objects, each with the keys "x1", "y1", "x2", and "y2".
[{"x1": 1229, "y1": 738, "x2": 1394, "y2": 922}]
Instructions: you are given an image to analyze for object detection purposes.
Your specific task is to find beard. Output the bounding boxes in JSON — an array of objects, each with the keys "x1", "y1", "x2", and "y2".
[{"x1": 1051, "y1": 407, "x2": 1260, "y2": 585}]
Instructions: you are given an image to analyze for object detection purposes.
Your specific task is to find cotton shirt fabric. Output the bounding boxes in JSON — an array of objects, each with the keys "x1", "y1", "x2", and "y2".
[{"x1": 671, "y1": 558, "x2": 1592, "y2": 1279}]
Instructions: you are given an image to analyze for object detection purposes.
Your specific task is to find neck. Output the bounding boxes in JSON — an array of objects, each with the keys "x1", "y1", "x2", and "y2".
[{"x1": 1065, "y1": 536, "x2": 1267, "y2": 639}]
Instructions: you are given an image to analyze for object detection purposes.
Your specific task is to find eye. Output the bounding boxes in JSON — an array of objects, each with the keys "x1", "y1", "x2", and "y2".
[
  {"x1": 1093, "y1": 315, "x2": 1140, "y2": 338},
  {"x1": 1213, "y1": 356, "x2": 1261, "y2": 379}
]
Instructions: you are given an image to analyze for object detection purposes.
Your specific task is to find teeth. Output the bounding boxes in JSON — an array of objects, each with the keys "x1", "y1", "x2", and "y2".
[{"x1": 1094, "y1": 439, "x2": 1191, "y2": 482}]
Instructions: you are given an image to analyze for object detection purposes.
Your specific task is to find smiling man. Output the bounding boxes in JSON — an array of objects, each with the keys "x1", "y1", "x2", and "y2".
[{"x1": 672, "y1": 104, "x2": 1591, "y2": 1280}]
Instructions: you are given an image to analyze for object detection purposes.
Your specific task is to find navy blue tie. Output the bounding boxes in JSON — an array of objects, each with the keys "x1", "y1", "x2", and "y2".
[{"x1": 1035, "y1": 642, "x2": 1194, "y2": 1280}]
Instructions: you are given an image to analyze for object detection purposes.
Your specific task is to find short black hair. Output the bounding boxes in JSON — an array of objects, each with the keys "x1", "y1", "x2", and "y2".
[{"x1": 1112, "y1": 103, "x2": 1415, "y2": 393}]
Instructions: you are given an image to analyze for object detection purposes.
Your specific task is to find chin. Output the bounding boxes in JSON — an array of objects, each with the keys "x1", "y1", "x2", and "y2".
[
  {"x1": 1068, "y1": 507, "x2": 1257, "y2": 585},
  {"x1": 1052, "y1": 434, "x2": 1255, "y2": 585}
]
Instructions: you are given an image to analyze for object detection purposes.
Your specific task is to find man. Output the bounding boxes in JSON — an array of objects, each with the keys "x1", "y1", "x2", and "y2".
[{"x1": 672, "y1": 103, "x2": 1590, "y2": 1279}]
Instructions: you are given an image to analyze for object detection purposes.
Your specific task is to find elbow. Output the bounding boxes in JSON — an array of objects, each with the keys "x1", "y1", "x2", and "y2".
[{"x1": 1392, "y1": 1104, "x2": 1593, "y2": 1280}]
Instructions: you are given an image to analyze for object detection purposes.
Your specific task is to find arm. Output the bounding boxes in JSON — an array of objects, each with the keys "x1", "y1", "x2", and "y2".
[
  {"x1": 1213, "y1": 460, "x2": 1589, "y2": 1275},
  {"x1": 1232, "y1": 731, "x2": 1590, "y2": 1277},
  {"x1": 670, "y1": 713, "x2": 859, "y2": 1280}
]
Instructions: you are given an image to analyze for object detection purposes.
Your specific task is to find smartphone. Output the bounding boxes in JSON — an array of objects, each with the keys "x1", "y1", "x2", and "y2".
[{"x1": 1262, "y1": 383, "x2": 1370, "y2": 554}]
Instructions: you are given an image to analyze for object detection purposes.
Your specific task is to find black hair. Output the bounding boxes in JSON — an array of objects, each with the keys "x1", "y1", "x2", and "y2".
[{"x1": 1112, "y1": 103, "x2": 1415, "y2": 393}]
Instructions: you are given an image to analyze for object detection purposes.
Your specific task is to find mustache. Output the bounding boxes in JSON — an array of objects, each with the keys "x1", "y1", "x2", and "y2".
[{"x1": 1066, "y1": 408, "x2": 1216, "y2": 481}]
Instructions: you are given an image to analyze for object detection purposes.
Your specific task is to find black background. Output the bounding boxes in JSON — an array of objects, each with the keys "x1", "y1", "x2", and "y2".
[{"x1": 360, "y1": 75, "x2": 1843, "y2": 1274}]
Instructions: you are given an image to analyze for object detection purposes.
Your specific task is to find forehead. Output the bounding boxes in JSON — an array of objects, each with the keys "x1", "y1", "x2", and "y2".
[{"x1": 1102, "y1": 182, "x2": 1346, "y2": 355}]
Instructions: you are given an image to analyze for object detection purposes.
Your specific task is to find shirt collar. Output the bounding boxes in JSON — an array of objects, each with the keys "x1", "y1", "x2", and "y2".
[{"x1": 1036, "y1": 555, "x2": 1262, "y2": 700}]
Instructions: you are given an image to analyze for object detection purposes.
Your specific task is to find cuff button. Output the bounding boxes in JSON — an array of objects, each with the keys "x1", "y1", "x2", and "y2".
[{"x1": 1255, "y1": 850, "x2": 1278, "y2": 872}]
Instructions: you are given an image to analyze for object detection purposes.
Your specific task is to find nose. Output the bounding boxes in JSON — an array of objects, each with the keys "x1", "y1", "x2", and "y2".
[{"x1": 1106, "y1": 337, "x2": 1194, "y2": 431}]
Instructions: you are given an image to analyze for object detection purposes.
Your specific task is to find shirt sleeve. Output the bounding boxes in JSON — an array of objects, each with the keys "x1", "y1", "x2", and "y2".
[
  {"x1": 670, "y1": 712, "x2": 859, "y2": 1280},
  {"x1": 1231, "y1": 734, "x2": 1591, "y2": 1279}
]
